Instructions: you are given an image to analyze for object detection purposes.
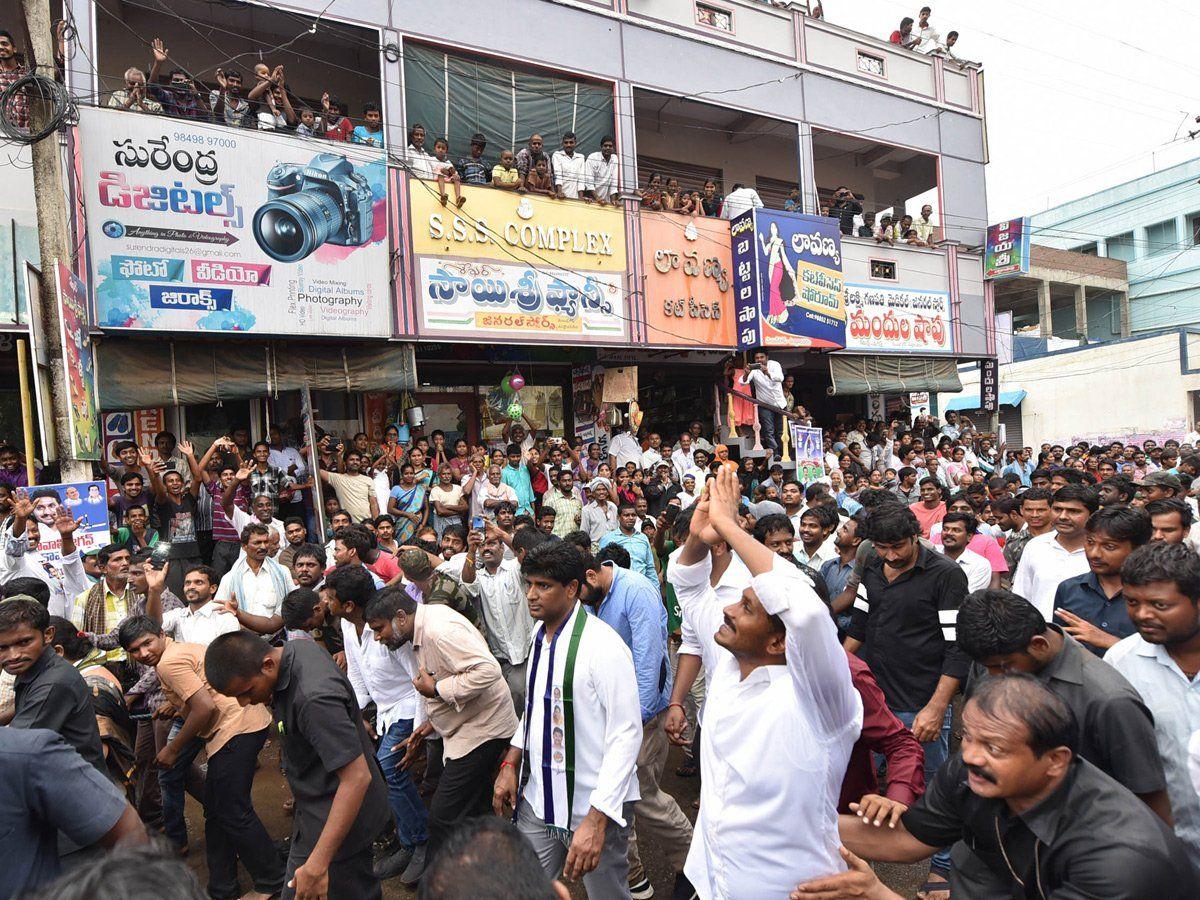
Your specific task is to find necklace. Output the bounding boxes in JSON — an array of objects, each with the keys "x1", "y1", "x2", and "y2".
[{"x1": 994, "y1": 816, "x2": 1045, "y2": 899}]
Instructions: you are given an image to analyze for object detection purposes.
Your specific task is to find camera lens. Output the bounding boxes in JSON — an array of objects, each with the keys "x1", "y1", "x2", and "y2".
[{"x1": 252, "y1": 190, "x2": 344, "y2": 263}]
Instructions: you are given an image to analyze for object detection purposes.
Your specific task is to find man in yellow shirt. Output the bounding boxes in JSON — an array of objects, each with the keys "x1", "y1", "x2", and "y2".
[{"x1": 71, "y1": 546, "x2": 135, "y2": 665}]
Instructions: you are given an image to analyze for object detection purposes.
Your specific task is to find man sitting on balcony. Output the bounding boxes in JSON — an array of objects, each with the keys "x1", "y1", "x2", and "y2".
[
  {"x1": 915, "y1": 204, "x2": 937, "y2": 245},
  {"x1": 109, "y1": 66, "x2": 162, "y2": 115},
  {"x1": 889, "y1": 17, "x2": 919, "y2": 50}
]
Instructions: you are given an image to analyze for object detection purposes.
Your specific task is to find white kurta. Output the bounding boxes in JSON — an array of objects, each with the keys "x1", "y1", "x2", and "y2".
[
  {"x1": 669, "y1": 554, "x2": 862, "y2": 899},
  {"x1": 512, "y1": 603, "x2": 642, "y2": 829}
]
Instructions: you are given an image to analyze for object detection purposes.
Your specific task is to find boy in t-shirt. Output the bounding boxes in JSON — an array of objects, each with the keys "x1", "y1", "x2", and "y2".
[
  {"x1": 491, "y1": 149, "x2": 521, "y2": 191},
  {"x1": 350, "y1": 101, "x2": 385, "y2": 148},
  {"x1": 432, "y1": 138, "x2": 465, "y2": 208},
  {"x1": 523, "y1": 156, "x2": 554, "y2": 196}
]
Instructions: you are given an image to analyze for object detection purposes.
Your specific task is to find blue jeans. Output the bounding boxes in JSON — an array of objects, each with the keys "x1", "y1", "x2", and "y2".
[
  {"x1": 890, "y1": 706, "x2": 953, "y2": 876},
  {"x1": 758, "y1": 405, "x2": 783, "y2": 456},
  {"x1": 376, "y1": 719, "x2": 429, "y2": 849},
  {"x1": 158, "y1": 718, "x2": 205, "y2": 848}
]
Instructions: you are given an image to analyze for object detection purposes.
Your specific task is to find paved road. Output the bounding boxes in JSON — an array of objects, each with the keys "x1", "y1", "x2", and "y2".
[{"x1": 183, "y1": 741, "x2": 930, "y2": 898}]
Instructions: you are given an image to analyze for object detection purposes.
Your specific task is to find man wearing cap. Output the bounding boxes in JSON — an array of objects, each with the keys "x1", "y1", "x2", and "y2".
[
  {"x1": 645, "y1": 463, "x2": 680, "y2": 517},
  {"x1": 581, "y1": 479, "x2": 619, "y2": 551},
  {"x1": 457, "y1": 133, "x2": 490, "y2": 186},
  {"x1": 397, "y1": 548, "x2": 480, "y2": 630}
]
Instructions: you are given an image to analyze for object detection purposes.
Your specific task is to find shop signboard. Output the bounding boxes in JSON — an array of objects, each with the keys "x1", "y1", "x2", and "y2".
[
  {"x1": 639, "y1": 211, "x2": 735, "y2": 347},
  {"x1": 55, "y1": 262, "x2": 101, "y2": 459},
  {"x1": 981, "y1": 358, "x2": 999, "y2": 413},
  {"x1": 409, "y1": 183, "x2": 628, "y2": 344},
  {"x1": 790, "y1": 424, "x2": 824, "y2": 486},
  {"x1": 571, "y1": 365, "x2": 610, "y2": 456},
  {"x1": 78, "y1": 107, "x2": 391, "y2": 336},
  {"x1": 102, "y1": 408, "x2": 164, "y2": 465},
  {"x1": 30, "y1": 480, "x2": 111, "y2": 565},
  {"x1": 985, "y1": 217, "x2": 1031, "y2": 280},
  {"x1": 731, "y1": 209, "x2": 845, "y2": 350},
  {"x1": 843, "y1": 284, "x2": 954, "y2": 354}
]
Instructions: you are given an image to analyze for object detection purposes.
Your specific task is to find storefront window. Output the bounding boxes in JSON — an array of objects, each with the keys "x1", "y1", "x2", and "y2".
[{"x1": 182, "y1": 401, "x2": 253, "y2": 454}]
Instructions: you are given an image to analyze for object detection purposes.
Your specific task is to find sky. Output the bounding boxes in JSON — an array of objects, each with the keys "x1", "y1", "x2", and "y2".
[{"x1": 827, "y1": 0, "x2": 1200, "y2": 221}]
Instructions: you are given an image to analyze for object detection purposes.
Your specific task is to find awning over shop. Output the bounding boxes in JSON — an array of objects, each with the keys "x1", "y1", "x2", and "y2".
[
  {"x1": 98, "y1": 340, "x2": 418, "y2": 410},
  {"x1": 943, "y1": 390, "x2": 1028, "y2": 412},
  {"x1": 828, "y1": 356, "x2": 964, "y2": 395}
]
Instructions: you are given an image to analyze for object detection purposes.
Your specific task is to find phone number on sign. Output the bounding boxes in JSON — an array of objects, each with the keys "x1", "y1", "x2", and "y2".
[{"x1": 473, "y1": 312, "x2": 582, "y2": 332}]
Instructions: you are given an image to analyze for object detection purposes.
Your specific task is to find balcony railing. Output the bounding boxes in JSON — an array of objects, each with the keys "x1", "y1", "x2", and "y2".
[{"x1": 620, "y1": 0, "x2": 982, "y2": 114}]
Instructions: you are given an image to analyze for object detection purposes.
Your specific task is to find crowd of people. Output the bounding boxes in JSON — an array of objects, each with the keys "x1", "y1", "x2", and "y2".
[
  {"x1": 888, "y1": 6, "x2": 965, "y2": 63},
  {"x1": 5, "y1": 353, "x2": 1200, "y2": 900}
]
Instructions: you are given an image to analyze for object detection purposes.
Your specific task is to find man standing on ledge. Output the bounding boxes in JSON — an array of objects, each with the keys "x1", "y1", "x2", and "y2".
[
  {"x1": 205, "y1": 631, "x2": 390, "y2": 899},
  {"x1": 493, "y1": 540, "x2": 643, "y2": 896}
]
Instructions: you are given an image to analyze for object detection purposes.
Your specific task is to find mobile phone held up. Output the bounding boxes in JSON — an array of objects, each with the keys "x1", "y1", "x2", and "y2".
[
  {"x1": 150, "y1": 542, "x2": 172, "y2": 570},
  {"x1": 472, "y1": 516, "x2": 485, "y2": 531}
]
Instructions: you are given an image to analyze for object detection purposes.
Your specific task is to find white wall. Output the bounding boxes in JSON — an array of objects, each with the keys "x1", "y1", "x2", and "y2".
[
  {"x1": 943, "y1": 332, "x2": 1200, "y2": 446},
  {"x1": 803, "y1": 21, "x2": 936, "y2": 99}
]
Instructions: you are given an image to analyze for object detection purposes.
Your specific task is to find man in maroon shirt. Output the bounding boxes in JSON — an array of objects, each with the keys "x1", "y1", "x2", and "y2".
[{"x1": 839, "y1": 651, "x2": 925, "y2": 817}]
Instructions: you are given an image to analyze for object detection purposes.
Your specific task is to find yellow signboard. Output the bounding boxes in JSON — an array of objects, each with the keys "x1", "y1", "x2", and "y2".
[{"x1": 408, "y1": 182, "x2": 627, "y2": 273}]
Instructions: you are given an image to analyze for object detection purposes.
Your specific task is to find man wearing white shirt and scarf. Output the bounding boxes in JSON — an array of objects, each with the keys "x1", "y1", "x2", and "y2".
[
  {"x1": 494, "y1": 540, "x2": 642, "y2": 895},
  {"x1": 215, "y1": 523, "x2": 295, "y2": 638},
  {"x1": 668, "y1": 467, "x2": 862, "y2": 899}
]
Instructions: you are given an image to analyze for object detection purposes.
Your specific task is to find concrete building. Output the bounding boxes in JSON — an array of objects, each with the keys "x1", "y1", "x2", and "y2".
[
  {"x1": 2, "y1": 0, "x2": 995, "y2": 454},
  {"x1": 1030, "y1": 156, "x2": 1200, "y2": 336},
  {"x1": 940, "y1": 329, "x2": 1200, "y2": 448}
]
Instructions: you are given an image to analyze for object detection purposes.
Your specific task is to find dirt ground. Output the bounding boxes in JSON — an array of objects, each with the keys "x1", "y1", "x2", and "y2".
[{"x1": 182, "y1": 740, "x2": 931, "y2": 898}]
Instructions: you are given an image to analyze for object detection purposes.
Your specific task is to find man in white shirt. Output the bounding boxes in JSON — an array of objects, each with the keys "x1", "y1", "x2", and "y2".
[
  {"x1": 915, "y1": 5, "x2": 940, "y2": 52},
  {"x1": 937, "y1": 512, "x2": 993, "y2": 592},
  {"x1": 608, "y1": 427, "x2": 643, "y2": 473},
  {"x1": 215, "y1": 523, "x2": 296, "y2": 636},
  {"x1": 147, "y1": 562, "x2": 238, "y2": 647},
  {"x1": 493, "y1": 540, "x2": 642, "y2": 895},
  {"x1": 1012, "y1": 485, "x2": 1096, "y2": 619},
  {"x1": 640, "y1": 433, "x2": 665, "y2": 473},
  {"x1": 738, "y1": 348, "x2": 788, "y2": 460},
  {"x1": 670, "y1": 433, "x2": 696, "y2": 484},
  {"x1": 324, "y1": 564, "x2": 429, "y2": 883},
  {"x1": 460, "y1": 530, "x2": 534, "y2": 712},
  {"x1": 669, "y1": 467, "x2": 861, "y2": 898},
  {"x1": 581, "y1": 480, "x2": 620, "y2": 550},
  {"x1": 585, "y1": 136, "x2": 620, "y2": 205},
  {"x1": 550, "y1": 131, "x2": 588, "y2": 200},
  {"x1": 404, "y1": 123, "x2": 440, "y2": 179},
  {"x1": 721, "y1": 182, "x2": 764, "y2": 220}
]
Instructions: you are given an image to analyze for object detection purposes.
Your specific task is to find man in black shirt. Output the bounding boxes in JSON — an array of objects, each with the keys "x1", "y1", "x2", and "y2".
[
  {"x1": 829, "y1": 186, "x2": 863, "y2": 236},
  {"x1": 206, "y1": 631, "x2": 389, "y2": 899},
  {"x1": 143, "y1": 442, "x2": 203, "y2": 597},
  {"x1": 0, "y1": 598, "x2": 107, "y2": 775},
  {"x1": 792, "y1": 675, "x2": 1198, "y2": 900},
  {"x1": 843, "y1": 503, "x2": 967, "y2": 886},
  {"x1": 954, "y1": 590, "x2": 1172, "y2": 897}
]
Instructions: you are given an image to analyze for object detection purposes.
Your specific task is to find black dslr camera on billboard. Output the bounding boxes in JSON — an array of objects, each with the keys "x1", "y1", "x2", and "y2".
[{"x1": 252, "y1": 153, "x2": 374, "y2": 263}]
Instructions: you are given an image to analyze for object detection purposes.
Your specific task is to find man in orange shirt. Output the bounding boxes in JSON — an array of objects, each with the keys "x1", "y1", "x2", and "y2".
[
  {"x1": 120, "y1": 616, "x2": 283, "y2": 900},
  {"x1": 909, "y1": 477, "x2": 947, "y2": 538}
]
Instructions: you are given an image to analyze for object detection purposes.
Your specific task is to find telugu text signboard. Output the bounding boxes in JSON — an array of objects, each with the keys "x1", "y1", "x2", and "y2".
[
  {"x1": 415, "y1": 256, "x2": 627, "y2": 344},
  {"x1": 78, "y1": 107, "x2": 391, "y2": 336},
  {"x1": 639, "y1": 211, "x2": 735, "y2": 347},
  {"x1": 409, "y1": 181, "x2": 628, "y2": 344},
  {"x1": 843, "y1": 284, "x2": 954, "y2": 354},
  {"x1": 731, "y1": 209, "x2": 845, "y2": 350},
  {"x1": 985, "y1": 217, "x2": 1031, "y2": 280}
]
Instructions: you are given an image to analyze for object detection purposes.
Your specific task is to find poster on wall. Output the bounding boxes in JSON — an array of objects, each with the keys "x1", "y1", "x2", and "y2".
[
  {"x1": 984, "y1": 217, "x2": 1031, "y2": 280},
  {"x1": 78, "y1": 107, "x2": 391, "y2": 336},
  {"x1": 790, "y1": 424, "x2": 824, "y2": 486},
  {"x1": 571, "y1": 365, "x2": 610, "y2": 456},
  {"x1": 731, "y1": 209, "x2": 845, "y2": 350},
  {"x1": 844, "y1": 284, "x2": 954, "y2": 354},
  {"x1": 30, "y1": 480, "x2": 111, "y2": 565},
  {"x1": 55, "y1": 262, "x2": 100, "y2": 459}
]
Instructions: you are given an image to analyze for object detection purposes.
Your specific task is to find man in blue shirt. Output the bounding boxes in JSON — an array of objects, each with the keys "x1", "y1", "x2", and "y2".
[
  {"x1": 581, "y1": 553, "x2": 693, "y2": 898},
  {"x1": 500, "y1": 443, "x2": 535, "y2": 517},
  {"x1": 599, "y1": 502, "x2": 658, "y2": 585},
  {"x1": 821, "y1": 513, "x2": 863, "y2": 633},
  {"x1": 1002, "y1": 447, "x2": 1035, "y2": 488},
  {"x1": 1053, "y1": 505, "x2": 1150, "y2": 656}
]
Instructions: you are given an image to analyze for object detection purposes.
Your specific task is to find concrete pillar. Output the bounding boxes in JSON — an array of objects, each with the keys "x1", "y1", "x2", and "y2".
[
  {"x1": 1117, "y1": 291, "x2": 1132, "y2": 338},
  {"x1": 798, "y1": 121, "x2": 818, "y2": 215},
  {"x1": 1074, "y1": 284, "x2": 1087, "y2": 341},
  {"x1": 1037, "y1": 279, "x2": 1053, "y2": 338},
  {"x1": 1096, "y1": 237, "x2": 1107, "y2": 257}
]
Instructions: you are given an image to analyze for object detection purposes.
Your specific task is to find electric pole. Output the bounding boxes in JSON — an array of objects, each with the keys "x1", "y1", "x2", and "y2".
[{"x1": 19, "y1": 0, "x2": 91, "y2": 481}]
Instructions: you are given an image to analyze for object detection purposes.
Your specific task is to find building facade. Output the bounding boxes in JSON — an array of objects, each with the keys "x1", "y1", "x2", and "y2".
[{"x1": 3, "y1": 0, "x2": 995, "y2": 455}]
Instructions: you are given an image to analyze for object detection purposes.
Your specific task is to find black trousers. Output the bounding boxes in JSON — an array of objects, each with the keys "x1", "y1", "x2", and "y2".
[
  {"x1": 427, "y1": 737, "x2": 508, "y2": 861},
  {"x1": 282, "y1": 845, "x2": 380, "y2": 900},
  {"x1": 205, "y1": 728, "x2": 286, "y2": 900},
  {"x1": 210, "y1": 540, "x2": 241, "y2": 582}
]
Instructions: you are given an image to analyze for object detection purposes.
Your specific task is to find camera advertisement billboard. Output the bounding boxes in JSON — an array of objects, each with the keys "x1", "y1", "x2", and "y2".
[
  {"x1": 28, "y1": 480, "x2": 112, "y2": 566},
  {"x1": 731, "y1": 209, "x2": 845, "y2": 350},
  {"x1": 77, "y1": 107, "x2": 391, "y2": 336}
]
